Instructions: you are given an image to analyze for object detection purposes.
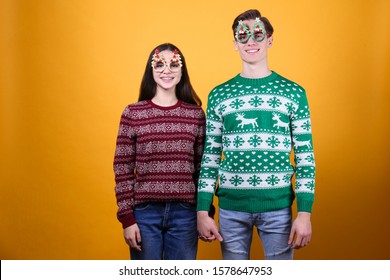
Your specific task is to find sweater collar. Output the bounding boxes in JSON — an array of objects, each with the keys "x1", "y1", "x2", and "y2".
[
  {"x1": 147, "y1": 99, "x2": 182, "y2": 110},
  {"x1": 234, "y1": 71, "x2": 278, "y2": 86}
]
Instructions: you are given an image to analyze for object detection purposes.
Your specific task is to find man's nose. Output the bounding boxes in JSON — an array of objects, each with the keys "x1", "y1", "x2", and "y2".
[{"x1": 247, "y1": 34, "x2": 256, "y2": 44}]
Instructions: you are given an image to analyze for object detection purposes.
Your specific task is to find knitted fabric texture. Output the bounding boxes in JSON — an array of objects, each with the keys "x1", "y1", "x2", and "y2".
[
  {"x1": 197, "y1": 72, "x2": 316, "y2": 214},
  {"x1": 114, "y1": 100, "x2": 206, "y2": 228}
]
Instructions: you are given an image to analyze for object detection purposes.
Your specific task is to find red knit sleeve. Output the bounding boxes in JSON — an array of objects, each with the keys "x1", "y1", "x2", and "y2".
[
  {"x1": 193, "y1": 108, "x2": 206, "y2": 187},
  {"x1": 113, "y1": 106, "x2": 136, "y2": 228}
]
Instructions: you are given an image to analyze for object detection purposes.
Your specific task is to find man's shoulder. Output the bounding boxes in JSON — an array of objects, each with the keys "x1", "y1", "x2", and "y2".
[
  {"x1": 210, "y1": 75, "x2": 238, "y2": 92},
  {"x1": 273, "y1": 72, "x2": 306, "y2": 92},
  {"x1": 206, "y1": 75, "x2": 240, "y2": 104}
]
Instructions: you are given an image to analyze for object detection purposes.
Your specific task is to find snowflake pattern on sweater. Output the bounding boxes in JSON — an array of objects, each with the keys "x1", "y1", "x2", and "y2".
[
  {"x1": 114, "y1": 100, "x2": 206, "y2": 228},
  {"x1": 197, "y1": 72, "x2": 316, "y2": 214}
]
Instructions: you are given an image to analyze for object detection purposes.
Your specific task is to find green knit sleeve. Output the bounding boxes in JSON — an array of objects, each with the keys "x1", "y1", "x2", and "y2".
[
  {"x1": 197, "y1": 88, "x2": 223, "y2": 211},
  {"x1": 290, "y1": 87, "x2": 316, "y2": 213}
]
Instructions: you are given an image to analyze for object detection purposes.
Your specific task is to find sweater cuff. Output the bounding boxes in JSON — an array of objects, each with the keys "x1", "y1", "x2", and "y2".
[
  {"x1": 297, "y1": 199, "x2": 313, "y2": 213},
  {"x1": 119, "y1": 213, "x2": 136, "y2": 229},
  {"x1": 197, "y1": 199, "x2": 212, "y2": 212}
]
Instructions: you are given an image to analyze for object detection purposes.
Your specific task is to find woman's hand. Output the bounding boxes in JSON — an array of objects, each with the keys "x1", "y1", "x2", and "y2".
[{"x1": 124, "y1": 224, "x2": 142, "y2": 251}]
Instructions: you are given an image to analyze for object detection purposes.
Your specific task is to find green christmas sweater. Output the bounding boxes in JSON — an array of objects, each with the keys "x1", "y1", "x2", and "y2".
[{"x1": 197, "y1": 71, "x2": 316, "y2": 214}]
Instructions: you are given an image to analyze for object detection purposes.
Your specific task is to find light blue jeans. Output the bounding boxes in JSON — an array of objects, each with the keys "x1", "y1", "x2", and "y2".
[
  {"x1": 219, "y1": 207, "x2": 294, "y2": 260},
  {"x1": 130, "y1": 202, "x2": 198, "y2": 260}
]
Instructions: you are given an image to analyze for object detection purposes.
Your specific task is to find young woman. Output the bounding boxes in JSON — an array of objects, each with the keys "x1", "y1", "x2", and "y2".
[{"x1": 114, "y1": 43, "x2": 205, "y2": 260}]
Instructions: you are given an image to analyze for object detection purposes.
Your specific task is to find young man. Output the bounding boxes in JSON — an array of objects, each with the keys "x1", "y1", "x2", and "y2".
[{"x1": 197, "y1": 9, "x2": 316, "y2": 260}]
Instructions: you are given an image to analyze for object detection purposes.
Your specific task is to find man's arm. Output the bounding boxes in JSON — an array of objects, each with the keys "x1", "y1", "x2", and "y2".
[
  {"x1": 197, "y1": 211, "x2": 223, "y2": 242},
  {"x1": 288, "y1": 212, "x2": 311, "y2": 249},
  {"x1": 289, "y1": 86, "x2": 316, "y2": 248}
]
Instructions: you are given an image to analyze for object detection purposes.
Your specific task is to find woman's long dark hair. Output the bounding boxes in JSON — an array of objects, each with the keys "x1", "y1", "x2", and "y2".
[{"x1": 138, "y1": 43, "x2": 202, "y2": 106}]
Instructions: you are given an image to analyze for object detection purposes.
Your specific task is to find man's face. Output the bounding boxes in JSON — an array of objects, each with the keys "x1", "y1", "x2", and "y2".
[{"x1": 233, "y1": 18, "x2": 273, "y2": 65}]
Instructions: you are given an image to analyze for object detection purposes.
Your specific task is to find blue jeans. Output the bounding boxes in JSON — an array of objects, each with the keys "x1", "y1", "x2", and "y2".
[
  {"x1": 219, "y1": 207, "x2": 294, "y2": 260},
  {"x1": 130, "y1": 202, "x2": 198, "y2": 260}
]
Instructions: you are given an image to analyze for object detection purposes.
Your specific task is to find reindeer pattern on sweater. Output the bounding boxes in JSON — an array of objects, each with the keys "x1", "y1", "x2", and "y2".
[{"x1": 197, "y1": 72, "x2": 316, "y2": 214}]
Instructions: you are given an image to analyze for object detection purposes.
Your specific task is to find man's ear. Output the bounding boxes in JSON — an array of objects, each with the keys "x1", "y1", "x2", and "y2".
[
  {"x1": 267, "y1": 36, "x2": 274, "y2": 47},
  {"x1": 233, "y1": 40, "x2": 239, "y2": 51}
]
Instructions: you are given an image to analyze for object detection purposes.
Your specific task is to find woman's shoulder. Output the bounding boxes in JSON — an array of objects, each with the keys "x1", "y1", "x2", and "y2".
[
  {"x1": 119, "y1": 100, "x2": 151, "y2": 117},
  {"x1": 123, "y1": 100, "x2": 150, "y2": 111},
  {"x1": 181, "y1": 101, "x2": 204, "y2": 111},
  {"x1": 127, "y1": 100, "x2": 149, "y2": 108},
  {"x1": 180, "y1": 102, "x2": 205, "y2": 118}
]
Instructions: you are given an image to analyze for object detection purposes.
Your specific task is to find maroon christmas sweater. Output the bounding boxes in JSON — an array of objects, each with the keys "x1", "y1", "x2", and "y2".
[{"x1": 114, "y1": 100, "x2": 206, "y2": 228}]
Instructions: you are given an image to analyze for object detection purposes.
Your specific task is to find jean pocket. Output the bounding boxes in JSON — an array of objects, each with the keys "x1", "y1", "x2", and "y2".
[
  {"x1": 134, "y1": 203, "x2": 150, "y2": 211},
  {"x1": 178, "y1": 202, "x2": 196, "y2": 210}
]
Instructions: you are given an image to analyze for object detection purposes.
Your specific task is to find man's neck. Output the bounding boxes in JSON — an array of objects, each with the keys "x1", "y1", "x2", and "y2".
[{"x1": 240, "y1": 61, "x2": 272, "y2": 79}]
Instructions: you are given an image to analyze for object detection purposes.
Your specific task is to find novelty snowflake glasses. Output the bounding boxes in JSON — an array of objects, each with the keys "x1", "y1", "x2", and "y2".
[
  {"x1": 151, "y1": 49, "x2": 183, "y2": 73},
  {"x1": 235, "y1": 17, "x2": 267, "y2": 44}
]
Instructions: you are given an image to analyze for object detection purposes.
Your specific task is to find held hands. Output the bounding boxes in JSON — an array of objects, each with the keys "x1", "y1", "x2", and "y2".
[
  {"x1": 197, "y1": 211, "x2": 223, "y2": 242},
  {"x1": 288, "y1": 212, "x2": 312, "y2": 249},
  {"x1": 124, "y1": 224, "x2": 142, "y2": 251}
]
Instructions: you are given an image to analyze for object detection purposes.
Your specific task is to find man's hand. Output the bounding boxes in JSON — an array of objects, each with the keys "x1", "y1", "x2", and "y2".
[
  {"x1": 197, "y1": 211, "x2": 223, "y2": 242},
  {"x1": 288, "y1": 212, "x2": 312, "y2": 249},
  {"x1": 124, "y1": 224, "x2": 142, "y2": 251}
]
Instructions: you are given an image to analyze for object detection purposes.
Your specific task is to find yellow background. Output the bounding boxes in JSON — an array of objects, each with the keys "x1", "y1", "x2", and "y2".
[{"x1": 1, "y1": 0, "x2": 389, "y2": 259}]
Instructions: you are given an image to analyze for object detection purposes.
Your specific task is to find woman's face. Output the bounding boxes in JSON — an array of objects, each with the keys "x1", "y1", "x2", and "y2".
[{"x1": 151, "y1": 50, "x2": 183, "y2": 92}]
